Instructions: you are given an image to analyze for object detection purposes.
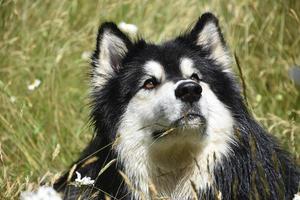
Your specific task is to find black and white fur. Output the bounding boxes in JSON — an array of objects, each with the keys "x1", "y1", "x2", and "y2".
[{"x1": 54, "y1": 13, "x2": 299, "y2": 200}]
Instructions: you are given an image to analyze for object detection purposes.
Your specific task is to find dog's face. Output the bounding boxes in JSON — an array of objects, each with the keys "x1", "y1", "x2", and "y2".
[{"x1": 91, "y1": 13, "x2": 239, "y2": 187}]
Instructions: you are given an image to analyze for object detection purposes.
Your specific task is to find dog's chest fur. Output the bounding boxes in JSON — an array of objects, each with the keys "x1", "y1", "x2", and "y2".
[{"x1": 116, "y1": 123, "x2": 233, "y2": 200}]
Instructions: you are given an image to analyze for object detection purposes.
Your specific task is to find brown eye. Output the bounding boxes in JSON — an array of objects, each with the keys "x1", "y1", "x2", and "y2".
[
  {"x1": 190, "y1": 73, "x2": 201, "y2": 82},
  {"x1": 143, "y1": 77, "x2": 158, "y2": 90}
]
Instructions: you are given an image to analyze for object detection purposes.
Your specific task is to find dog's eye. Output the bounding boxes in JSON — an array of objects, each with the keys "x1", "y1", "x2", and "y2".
[
  {"x1": 143, "y1": 77, "x2": 158, "y2": 90},
  {"x1": 190, "y1": 73, "x2": 201, "y2": 82}
]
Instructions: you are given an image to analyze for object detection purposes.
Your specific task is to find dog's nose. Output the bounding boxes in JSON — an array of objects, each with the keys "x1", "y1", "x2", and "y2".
[{"x1": 175, "y1": 82, "x2": 202, "y2": 103}]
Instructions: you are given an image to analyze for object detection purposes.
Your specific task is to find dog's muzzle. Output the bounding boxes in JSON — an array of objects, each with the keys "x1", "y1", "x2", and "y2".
[{"x1": 152, "y1": 113, "x2": 206, "y2": 139}]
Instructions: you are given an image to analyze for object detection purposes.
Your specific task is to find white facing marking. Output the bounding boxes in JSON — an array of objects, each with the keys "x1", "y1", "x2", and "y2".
[
  {"x1": 180, "y1": 57, "x2": 201, "y2": 78},
  {"x1": 144, "y1": 60, "x2": 165, "y2": 82}
]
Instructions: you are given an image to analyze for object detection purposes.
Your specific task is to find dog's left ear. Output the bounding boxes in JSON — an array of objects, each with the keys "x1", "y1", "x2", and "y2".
[
  {"x1": 190, "y1": 13, "x2": 231, "y2": 69},
  {"x1": 91, "y1": 22, "x2": 132, "y2": 88}
]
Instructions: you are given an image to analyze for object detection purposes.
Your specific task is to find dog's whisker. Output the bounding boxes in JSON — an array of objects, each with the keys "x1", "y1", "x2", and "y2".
[{"x1": 137, "y1": 122, "x2": 170, "y2": 131}]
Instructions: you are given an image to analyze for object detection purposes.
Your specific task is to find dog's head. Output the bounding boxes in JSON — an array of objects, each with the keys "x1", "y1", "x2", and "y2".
[{"x1": 91, "y1": 13, "x2": 241, "y2": 172}]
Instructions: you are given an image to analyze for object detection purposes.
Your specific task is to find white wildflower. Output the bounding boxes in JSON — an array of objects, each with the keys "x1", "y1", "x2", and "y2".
[
  {"x1": 81, "y1": 51, "x2": 92, "y2": 61},
  {"x1": 294, "y1": 193, "x2": 300, "y2": 200},
  {"x1": 275, "y1": 94, "x2": 283, "y2": 101},
  {"x1": 28, "y1": 79, "x2": 41, "y2": 91},
  {"x1": 20, "y1": 186, "x2": 62, "y2": 200},
  {"x1": 118, "y1": 22, "x2": 138, "y2": 35},
  {"x1": 74, "y1": 171, "x2": 95, "y2": 187},
  {"x1": 255, "y1": 94, "x2": 262, "y2": 102},
  {"x1": 10, "y1": 96, "x2": 16, "y2": 103}
]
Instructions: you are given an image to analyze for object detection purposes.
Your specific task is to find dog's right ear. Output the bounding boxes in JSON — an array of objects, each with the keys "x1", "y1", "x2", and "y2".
[
  {"x1": 188, "y1": 13, "x2": 231, "y2": 70},
  {"x1": 91, "y1": 22, "x2": 132, "y2": 88}
]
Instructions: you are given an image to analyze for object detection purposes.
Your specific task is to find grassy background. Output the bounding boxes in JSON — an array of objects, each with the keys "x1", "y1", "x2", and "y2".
[{"x1": 0, "y1": 0, "x2": 299, "y2": 199}]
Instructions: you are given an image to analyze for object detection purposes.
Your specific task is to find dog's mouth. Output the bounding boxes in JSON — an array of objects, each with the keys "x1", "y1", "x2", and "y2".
[
  {"x1": 152, "y1": 113, "x2": 206, "y2": 139},
  {"x1": 174, "y1": 113, "x2": 205, "y2": 126}
]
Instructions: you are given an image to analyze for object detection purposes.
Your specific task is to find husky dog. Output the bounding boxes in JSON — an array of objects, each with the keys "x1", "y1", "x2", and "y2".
[{"x1": 54, "y1": 13, "x2": 299, "y2": 200}]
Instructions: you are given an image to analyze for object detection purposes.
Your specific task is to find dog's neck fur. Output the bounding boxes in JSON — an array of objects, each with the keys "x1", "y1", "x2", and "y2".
[{"x1": 116, "y1": 119, "x2": 234, "y2": 200}]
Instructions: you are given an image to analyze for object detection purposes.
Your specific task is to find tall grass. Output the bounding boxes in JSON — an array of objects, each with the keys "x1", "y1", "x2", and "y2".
[{"x1": 0, "y1": 0, "x2": 299, "y2": 199}]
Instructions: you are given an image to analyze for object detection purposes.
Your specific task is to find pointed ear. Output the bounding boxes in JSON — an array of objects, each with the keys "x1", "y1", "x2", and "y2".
[
  {"x1": 191, "y1": 13, "x2": 231, "y2": 70},
  {"x1": 91, "y1": 22, "x2": 132, "y2": 87}
]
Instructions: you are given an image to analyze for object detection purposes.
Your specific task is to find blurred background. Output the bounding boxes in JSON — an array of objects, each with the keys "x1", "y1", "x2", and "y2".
[{"x1": 0, "y1": 0, "x2": 299, "y2": 198}]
